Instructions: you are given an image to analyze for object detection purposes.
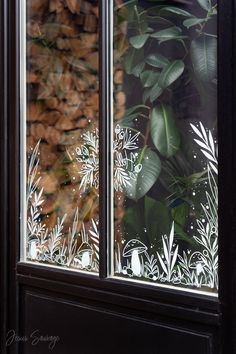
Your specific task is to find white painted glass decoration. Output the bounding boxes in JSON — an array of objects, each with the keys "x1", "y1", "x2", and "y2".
[
  {"x1": 113, "y1": 0, "x2": 218, "y2": 293},
  {"x1": 24, "y1": 0, "x2": 100, "y2": 272}
]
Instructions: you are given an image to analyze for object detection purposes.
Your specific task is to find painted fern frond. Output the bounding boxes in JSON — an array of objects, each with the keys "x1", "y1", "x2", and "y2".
[
  {"x1": 27, "y1": 140, "x2": 41, "y2": 204},
  {"x1": 47, "y1": 214, "x2": 67, "y2": 261},
  {"x1": 190, "y1": 122, "x2": 218, "y2": 173},
  {"x1": 67, "y1": 208, "x2": 79, "y2": 267},
  {"x1": 89, "y1": 219, "x2": 99, "y2": 261},
  {"x1": 156, "y1": 223, "x2": 178, "y2": 282}
]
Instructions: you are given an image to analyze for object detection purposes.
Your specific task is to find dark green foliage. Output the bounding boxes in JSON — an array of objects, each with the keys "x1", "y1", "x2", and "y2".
[{"x1": 115, "y1": 0, "x2": 217, "y2": 244}]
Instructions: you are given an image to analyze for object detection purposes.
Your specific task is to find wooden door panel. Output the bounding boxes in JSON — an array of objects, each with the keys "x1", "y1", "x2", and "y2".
[{"x1": 20, "y1": 290, "x2": 214, "y2": 354}]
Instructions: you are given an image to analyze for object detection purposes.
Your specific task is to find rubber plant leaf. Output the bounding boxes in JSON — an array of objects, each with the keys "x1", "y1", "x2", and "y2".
[{"x1": 151, "y1": 105, "x2": 181, "y2": 158}]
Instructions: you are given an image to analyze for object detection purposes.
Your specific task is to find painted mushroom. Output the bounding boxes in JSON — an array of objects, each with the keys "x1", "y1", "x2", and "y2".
[
  {"x1": 123, "y1": 239, "x2": 147, "y2": 277},
  {"x1": 75, "y1": 242, "x2": 93, "y2": 269},
  {"x1": 189, "y1": 252, "x2": 205, "y2": 276},
  {"x1": 28, "y1": 239, "x2": 38, "y2": 260}
]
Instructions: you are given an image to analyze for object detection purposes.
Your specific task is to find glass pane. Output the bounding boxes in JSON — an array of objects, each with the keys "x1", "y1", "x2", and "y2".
[
  {"x1": 23, "y1": 0, "x2": 99, "y2": 272},
  {"x1": 113, "y1": 0, "x2": 218, "y2": 294}
]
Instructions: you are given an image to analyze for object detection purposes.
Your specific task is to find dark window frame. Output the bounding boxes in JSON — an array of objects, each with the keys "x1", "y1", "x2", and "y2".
[{"x1": 0, "y1": 1, "x2": 236, "y2": 353}]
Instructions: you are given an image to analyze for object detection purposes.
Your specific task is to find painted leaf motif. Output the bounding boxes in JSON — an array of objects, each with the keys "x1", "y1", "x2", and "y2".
[
  {"x1": 169, "y1": 222, "x2": 174, "y2": 251},
  {"x1": 130, "y1": 34, "x2": 150, "y2": 49},
  {"x1": 194, "y1": 139, "x2": 209, "y2": 150},
  {"x1": 197, "y1": 0, "x2": 211, "y2": 11},
  {"x1": 191, "y1": 36, "x2": 217, "y2": 82},
  {"x1": 123, "y1": 147, "x2": 161, "y2": 201},
  {"x1": 157, "y1": 252, "x2": 168, "y2": 275},
  {"x1": 209, "y1": 162, "x2": 218, "y2": 174},
  {"x1": 200, "y1": 149, "x2": 216, "y2": 163},
  {"x1": 159, "y1": 60, "x2": 184, "y2": 89},
  {"x1": 190, "y1": 123, "x2": 204, "y2": 139},
  {"x1": 150, "y1": 105, "x2": 180, "y2": 158},
  {"x1": 208, "y1": 131, "x2": 215, "y2": 154},
  {"x1": 162, "y1": 236, "x2": 169, "y2": 265},
  {"x1": 171, "y1": 245, "x2": 179, "y2": 271},
  {"x1": 200, "y1": 121, "x2": 207, "y2": 141}
]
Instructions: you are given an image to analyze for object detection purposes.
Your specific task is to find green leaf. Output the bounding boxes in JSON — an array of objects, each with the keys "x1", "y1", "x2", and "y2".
[
  {"x1": 150, "y1": 105, "x2": 180, "y2": 158},
  {"x1": 143, "y1": 87, "x2": 152, "y2": 103},
  {"x1": 140, "y1": 70, "x2": 160, "y2": 87},
  {"x1": 159, "y1": 6, "x2": 192, "y2": 17},
  {"x1": 120, "y1": 113, "x2": 138, "y2": 127},
  {"x1": 150, "y1": 83, "x2": 163, "y2": 102},
  {"x1": 124, "y1": 147, "x2": 162, "y2": 201},
  {"x1": 145, "y1": 197, "x2": 171, "y2": 244},
  {"x1": 132, "y1": 5, "x2": 149, "y2": 33},
  {"x1": 151, "y1": 26, "x2": 187, "y2": 43},
  {"x1": 146, "y1": 53, "x2": 169, "y2": 68},
  {"x1": 197, "y1": 0, "x2": 211, "y2": 11},
  {"x1": 171, "y1": 202, "x2": 189, "y2": 227},
  {"x1": 125, "y1": 104, "x2": 149, "y2": 116},
  {"x1": 175, "y1": 171, "x2": 208, "y2": 186},
  {"x1": 129, "y1": 34, "x2": 150, "y2": 49},
  {"x1": 183, "y1": 18, "x2": 206, "y2": 29},
  {"x1": 174, "y1": 223, "x2": 195, "y2": 244},
  {"x1": 123, "y1": 204, "x2": 145, "y2": 238},
  {"x1": 147, "y1": 15, "x2": 174, "y2": 27},
  {"x1": 123, "y1": 47, "x2": 144, "y2": 75},
  {"x1": 132, "y1": 61, "x2": 145, "y2": 77},
  {"x1": 121, "y1": 105, "x2": 150, "y2": 126},
  {"x1": 159, "y1": 60, "x2": 184, "y2": 89},
  {"x1": 191, "y1": 35, "x2": 217, "y2": 82}
]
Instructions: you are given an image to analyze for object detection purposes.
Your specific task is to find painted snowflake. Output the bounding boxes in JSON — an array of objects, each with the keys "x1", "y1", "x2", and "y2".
[{"x1": 75, "y1": 125, "x2": 142, "y2": 192}]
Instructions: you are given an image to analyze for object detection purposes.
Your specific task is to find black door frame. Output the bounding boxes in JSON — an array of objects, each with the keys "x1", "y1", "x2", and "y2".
[
  {"x1": 0, "y1": 0, "x2": 8, "y2": 352},
  {"x1": 0, "y1": 1, "x2": 236, "y2": 353}
]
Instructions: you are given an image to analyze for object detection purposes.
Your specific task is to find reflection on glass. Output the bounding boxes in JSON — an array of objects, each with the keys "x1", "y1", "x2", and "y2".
[
  {"x1": 25, "y1": 0, "x2": 99, "y2": 272},
  {"x1": 113, "y1": 0, "x2": 218, "y2": 293}
]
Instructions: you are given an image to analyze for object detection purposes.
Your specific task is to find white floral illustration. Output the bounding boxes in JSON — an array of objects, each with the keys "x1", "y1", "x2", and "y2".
[
  {"x1": 190, "y1": 122, "x2": 218, "y2": 174},
  {"x1": 26, "y1": 141, "x2": 99, "y2": 272},
  {"x1": 116, "y1": 122, "x2": 218, "y2": 291},
  {"x1": 75, "y1": 129, "x2": 99, "y2": 190},
  {"x1": 156, "y1": 223, "x2": 179, "y2": 283},
  {"x1": 113, "y1": 125, "x2": 142, "y2": 192},
  {"x1": 75, "y1": 125, "x2": 142, "y2": 192}
]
